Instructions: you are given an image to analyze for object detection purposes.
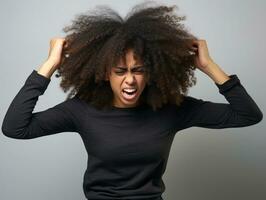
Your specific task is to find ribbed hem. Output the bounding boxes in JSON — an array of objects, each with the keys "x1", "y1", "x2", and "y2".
[
  {"x1": 215, "y1": 74, "x2": 240, "y2": 94},
  {"x1": 24, "y1": 70, "x2": 51, "y2": 94}
]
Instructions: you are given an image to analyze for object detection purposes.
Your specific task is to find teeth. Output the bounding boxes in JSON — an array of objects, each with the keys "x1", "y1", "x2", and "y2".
[{"x1": 123, "y1": 88, "x2": 137, "y2": 92}]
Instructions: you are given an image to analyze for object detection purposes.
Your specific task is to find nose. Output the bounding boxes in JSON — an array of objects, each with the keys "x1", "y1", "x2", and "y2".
[{"x1": 125, "y1": 72, "x2": 136, "y2": 85}]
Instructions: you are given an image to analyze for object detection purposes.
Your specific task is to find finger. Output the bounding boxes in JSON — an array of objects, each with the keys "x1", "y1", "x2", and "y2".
[
  {"x1": 191, "y1": 39, "x2": 199, "y2": 44},
  {"x1": 63, "y1": 43, "x2": 68, "y2": 49},
  {"x1": 189, "y1": 45, "x2": 198, "y2": 51},
  {"x1": 191, "y1": 42, "x2": 199, "y2": 48}
]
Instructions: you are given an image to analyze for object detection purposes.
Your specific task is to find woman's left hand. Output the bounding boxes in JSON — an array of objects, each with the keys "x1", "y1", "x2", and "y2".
[
  {"x1": 190, "y1": 39, "x2": 215, "y2": 73},
  {"x1": 189, "y1": 39, "x2": 230, "y2": 84}
]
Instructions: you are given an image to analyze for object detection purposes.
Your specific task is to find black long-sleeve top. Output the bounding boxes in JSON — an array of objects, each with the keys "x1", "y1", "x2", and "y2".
[{"x1": 1, "y1": 70, "x2": 263, "y2": 200}]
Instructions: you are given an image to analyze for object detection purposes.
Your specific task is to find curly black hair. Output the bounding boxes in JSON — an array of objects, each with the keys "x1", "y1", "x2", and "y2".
[{"x1": 56, "y1": 0, "x2": 199, "y2": 111}]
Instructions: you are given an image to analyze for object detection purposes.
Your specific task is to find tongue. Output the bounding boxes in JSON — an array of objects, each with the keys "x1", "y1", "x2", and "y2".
[{"x1": 125, "y1": 91, "x2": 135, "y2": 95}]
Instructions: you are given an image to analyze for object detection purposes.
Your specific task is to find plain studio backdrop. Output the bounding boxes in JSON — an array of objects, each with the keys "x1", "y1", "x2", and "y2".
[{"x1": 0, "y1": 0, "x2": 265, "y2": 200}]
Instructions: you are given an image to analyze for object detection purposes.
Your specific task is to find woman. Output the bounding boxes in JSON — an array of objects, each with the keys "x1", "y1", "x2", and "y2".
[{"x1": 1, "y1": 2, "x2": 263, "y2": 200}]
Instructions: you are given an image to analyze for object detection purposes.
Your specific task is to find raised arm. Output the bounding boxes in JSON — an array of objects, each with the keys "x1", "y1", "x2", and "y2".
[
  {"x1": 176, "y1": 39, "x2": 263, "y2": 130},
  {"x1": 177, "y1": 74, "x2": 263, "y2": 130},
  {"x1": 1, "y1": 37, "x2": 78, "y2": 139},
  {"x1": 1, "y1": 69, "x2": 77, "y2": 139}
]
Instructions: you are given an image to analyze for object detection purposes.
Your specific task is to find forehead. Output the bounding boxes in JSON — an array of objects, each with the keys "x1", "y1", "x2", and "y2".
[{"x1": 117, "y1": 49, "x2": 143, "y2": 66}]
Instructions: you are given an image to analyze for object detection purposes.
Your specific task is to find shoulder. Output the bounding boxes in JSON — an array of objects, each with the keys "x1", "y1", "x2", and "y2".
[
  {"x1": 51, "y1": 95, "x2": 88, "y2": 118},
  {"x1": 168, "y1": 95, "x2": 207, "y2": 113},
  {"x1": 181, "y1": 95, "x2": 205, "y2": 105}
]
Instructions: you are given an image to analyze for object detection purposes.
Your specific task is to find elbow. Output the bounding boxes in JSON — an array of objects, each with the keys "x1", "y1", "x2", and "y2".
[
  {"x1": 249, "y1": 109, "x2": 263, "y2": 125},
  {"x1": 1, "y1": 121, "x2": 13, "y2": 138},
  {"x1": 1, "y1": 117, "x2": 26, "y2": 139},
  {"x1": 255, "y1": 110, "x2": 263, "y2": 123},
  {"x1": 1, "y1": 118, "x2": 14, "y2": 138},
  {"x1": 2, "y1": 127, "x2": 14, "y2": 138},
  {"x1": 2, "y1": 128, "x2": 22, "y2": 139},
  {"x1": 1, "y1": 124, "x2": 25, "y2": 139},
  {"x1": 1, "y1": 121, "x2": 11, "y2": 137}
]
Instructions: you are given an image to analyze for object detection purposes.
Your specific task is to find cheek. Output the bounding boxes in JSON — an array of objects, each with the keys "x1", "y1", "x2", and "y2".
[{"x1": 109, "y1": 77, "x2": 122, "y2": 91}]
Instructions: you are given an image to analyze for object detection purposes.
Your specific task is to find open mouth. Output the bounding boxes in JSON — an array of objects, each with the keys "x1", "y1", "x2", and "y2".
[{"x1": 122, "y1": 88, "x2": 138, "y2": 100}]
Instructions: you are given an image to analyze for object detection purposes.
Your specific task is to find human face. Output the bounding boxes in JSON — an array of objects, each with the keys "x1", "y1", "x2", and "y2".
[{"x1": 105, "y1": 49, "x2": 147, "y2": 108}]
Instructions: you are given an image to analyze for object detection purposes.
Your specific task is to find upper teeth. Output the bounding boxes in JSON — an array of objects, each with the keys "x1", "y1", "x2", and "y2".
[{"x1": 123, "y1": 88, "x2": 137, "y2": 92}]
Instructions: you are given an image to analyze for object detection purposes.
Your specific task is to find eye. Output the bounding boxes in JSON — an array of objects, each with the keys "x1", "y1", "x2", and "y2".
[
  {"x1": 115, "y1": 70, "x2": 125, "y2": 75},
  {"x1": 114, "y1": 66, "x2": 146, "y2": 75},
  {"x1": 134, "y1": 68, "x2": 145, "y2": 74}
]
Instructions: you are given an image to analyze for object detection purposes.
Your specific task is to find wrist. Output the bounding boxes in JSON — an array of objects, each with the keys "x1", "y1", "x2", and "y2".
[
  {"x1": 204, "y1": 62, "x2": 230, "y2": 85},
  {"x1": 37, "y1": 60, "x2": 58, "y2": 79}
]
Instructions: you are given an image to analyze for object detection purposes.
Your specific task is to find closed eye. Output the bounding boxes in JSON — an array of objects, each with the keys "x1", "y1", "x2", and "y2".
[
  {"x1": 134, "y1": 68, "x2": 145, "y2": 72},
  {"x1": 115, "y1": 70, "x2": 126, "y2": 75},
  {"x1": 114, "y1": 66, "x2": 146, "y2": 75}
]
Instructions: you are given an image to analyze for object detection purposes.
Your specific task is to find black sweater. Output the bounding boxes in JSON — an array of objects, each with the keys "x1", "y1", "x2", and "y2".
[{"x1": 1, "y1": 70, "x2": 263, "y2": 200}]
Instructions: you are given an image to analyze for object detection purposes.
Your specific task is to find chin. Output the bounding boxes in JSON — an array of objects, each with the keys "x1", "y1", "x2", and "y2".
[{"x1": 119, "y1": 97, "x2": 140, "y2": 107}]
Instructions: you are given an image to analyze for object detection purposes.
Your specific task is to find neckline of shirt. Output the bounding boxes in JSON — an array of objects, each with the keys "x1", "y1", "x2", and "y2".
[
  {"x1": 73, "y1": 96, "x2": 150, "y2": 113},
  {"x1": 110, "y1": 103, "x2": 148, "y2": 112}
]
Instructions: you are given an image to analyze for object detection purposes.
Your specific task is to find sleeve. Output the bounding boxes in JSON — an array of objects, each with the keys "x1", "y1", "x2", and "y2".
[
  {"x1": 178, "y1": 74, "x2": 263, "y2": 130},
  {"x1": 1, "y1": 70, "x2": 78, "y2": 139}
]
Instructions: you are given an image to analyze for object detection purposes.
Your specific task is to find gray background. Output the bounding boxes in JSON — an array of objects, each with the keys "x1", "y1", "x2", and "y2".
[{"x1": 0, "y1": 0, "x2": 265, "y2": 200}]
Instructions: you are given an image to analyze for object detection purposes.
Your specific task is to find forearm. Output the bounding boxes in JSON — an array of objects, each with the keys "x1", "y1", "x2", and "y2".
[
  {"x1": 204, "y1": 61, "x2": 230, "y2": 85},
  {"x1": 2, "y1": 70, "x2": 51, "y2": 138},
  {"x1": 179, "y1": 74, "x2": 263, "y2": 130},
  {"x1": 37, "y1": 60, "x2": 57, "y2": 79}
]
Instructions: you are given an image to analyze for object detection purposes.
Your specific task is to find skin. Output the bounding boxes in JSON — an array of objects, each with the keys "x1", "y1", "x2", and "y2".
[
  {"x1": 105, "y1": 49, "x2": 147, "y2": 108},
  {"x1": 37, "y1": 37, "x2": 230, "y2": 108},
  {"x1": 37, "y1": 37, "x2": 67, "y2": 78},
  {"x1": 191, "y1": 39, "x2": 230, "y2": 84}
]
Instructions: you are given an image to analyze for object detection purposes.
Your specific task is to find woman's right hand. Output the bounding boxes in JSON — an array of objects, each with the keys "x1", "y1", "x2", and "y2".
[{"x1": 46, "y1": 37, "x2": 68, "y2": 68}]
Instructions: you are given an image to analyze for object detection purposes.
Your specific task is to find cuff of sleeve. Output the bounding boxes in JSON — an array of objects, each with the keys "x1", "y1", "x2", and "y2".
[
  {"x1": 215, "y1": 74, "x2": 240, "y2": 94},
  {"x1": 25, "y1": 70, "x2": 51, "y2": 92}
]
